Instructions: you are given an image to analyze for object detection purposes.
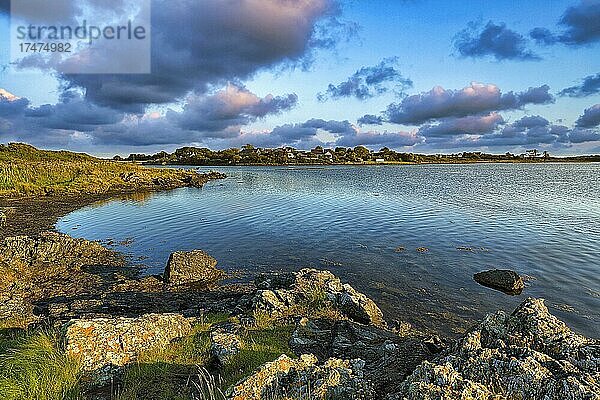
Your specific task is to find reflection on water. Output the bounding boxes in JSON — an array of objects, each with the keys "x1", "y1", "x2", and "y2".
[{"x1": 57, "y1": 164, "x2": 600, "y2": 337}]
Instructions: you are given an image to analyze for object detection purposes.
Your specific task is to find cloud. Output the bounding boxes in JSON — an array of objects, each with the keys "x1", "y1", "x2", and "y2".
[
  {"x1": 454, "y1": 21, "x2": 539, "y2": 61},
  {"x1": 357, "y1": 114, "x2": 384, "y2": 126},
  {"x1": 576, "y1": 104, "x2": 600, "y2": 127},
  {"x1": 559, "y1": 73, "x2": 600, "y2": 97},
  {"x1": 531, "y1": 1, "x2": 600, "y2": 46},
  {"x1": 317, "y1": 58, "x2": 412, "y2": 101},
  {"x1": 418, "y1": 113, "x2": 505, "y2": 138},
  {"x1": 23, "y1": 0, "x2": 347, "y2": 113},
  {"x1": 382, "y1": 82, "x2": 554, "y2": 125},
  {"x1": 171, "y1": 83, "x2": 297, "y2": 135},
  {"x1": 336, "y1": 130, "x2": 422, "y2": 148}
]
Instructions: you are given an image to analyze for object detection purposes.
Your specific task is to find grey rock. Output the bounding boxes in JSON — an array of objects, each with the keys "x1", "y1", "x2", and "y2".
[
  {"x1": 290, "y1": 318, "x2": 438, "y2": 395},
  {"x1": 210, "y1": 323, "x2": 242, "y2": 366},
  {"x1": 227, "y1": 354, "x2": 375, "y2": 400},
  {"x1": 164, "y1": 250, "x2": 225, "y2": 287},
  {"x1": 474, "y1": 269, "x2": 524, "y2": 294},
  {"x1": 389, "y1": 298, "x2": 600, "y2": 400}
]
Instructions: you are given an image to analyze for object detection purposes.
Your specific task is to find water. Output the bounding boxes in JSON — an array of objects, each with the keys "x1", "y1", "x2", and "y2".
[{"x1": 56, "y1": 164, "x2": 600, "y2": 337}]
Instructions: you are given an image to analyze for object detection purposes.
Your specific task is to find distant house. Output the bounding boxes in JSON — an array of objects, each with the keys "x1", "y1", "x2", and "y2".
[{"x1": 375, "y1": 158, "x2": 385, "y2": 163}]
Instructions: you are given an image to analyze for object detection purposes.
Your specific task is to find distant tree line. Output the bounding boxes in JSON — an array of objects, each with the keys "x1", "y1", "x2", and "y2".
[{"x1": 113, "y1": 145, "x2": 600, "y2": 165}]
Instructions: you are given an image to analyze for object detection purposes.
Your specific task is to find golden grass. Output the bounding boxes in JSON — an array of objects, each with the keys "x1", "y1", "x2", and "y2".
[{"x1": 0, "y1": 143, "x2": 194, "y2": 197}]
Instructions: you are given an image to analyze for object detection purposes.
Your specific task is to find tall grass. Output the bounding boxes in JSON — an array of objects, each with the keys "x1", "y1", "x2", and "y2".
[{"x1": 0, "y1": 330, "x2": 82, "y2": 400}]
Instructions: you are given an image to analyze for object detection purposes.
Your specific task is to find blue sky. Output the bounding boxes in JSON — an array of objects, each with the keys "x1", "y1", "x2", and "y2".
[{"x1": 0, "y1": 0, "x2": 599, "y2": 156}]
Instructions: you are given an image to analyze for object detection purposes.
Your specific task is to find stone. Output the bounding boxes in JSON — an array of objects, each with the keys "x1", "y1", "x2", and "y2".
[
  {"x1": 290, "y1": 318, "x2": 438, "y2": 395},
  {"x1": 252, "y1": 269, "x2": 386, "y2": 327},
  {"x1": 164, "y1": 250, "x2": 225, "y2": 286},
  {"x1": 227, "y1": 354, "x2": 375, "y2": 400},
  {"x1": 210, "y1": 323, "x2": 242, "y2": 366},
  {"x1": 474, "y1": 269, "x2": 524, "y2": 294},
  {"x1": 65, "y1": 313, "x2": 192, "y2": 373},
  {"x1": 388, "y1": 298, "x2": 600, "y2": 400}
]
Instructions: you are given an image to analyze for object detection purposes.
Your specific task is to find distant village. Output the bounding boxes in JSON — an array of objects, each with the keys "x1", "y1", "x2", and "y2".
[{"x1": 115, "y1": 145, "x2": 600, "y2": 165}]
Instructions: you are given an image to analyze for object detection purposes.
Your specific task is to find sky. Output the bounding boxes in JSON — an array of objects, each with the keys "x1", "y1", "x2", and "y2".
[{"x1": 0, "y1": 0, "x2": 599, "y2": 157}]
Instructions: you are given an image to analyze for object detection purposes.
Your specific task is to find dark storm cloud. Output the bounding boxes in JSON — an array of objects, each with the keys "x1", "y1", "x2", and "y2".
[
  {"x1": 317, "y1": 58, "x2": 413, "y2": 101},
  {"x1": 54, "y1": 0, "x2": 347, "y2": 113},
  {"x1": 454, "y1": 21, "x2": 539, "y2": 61},
  {"x1": 383, "y1": 83, "x2": 554, "y2": 126},
  {"x1": 576, "y1": 104, "x2": 600, "y2": 127},
  {"x1": 172, "y1": 84, "x2": 297, "y2": 135},
  {"x1": 531, "y1": 1, "x2": 600, "y2": 46},
  {"x1": 559, "y1": 73, "x2": 600, "y2": 97}
]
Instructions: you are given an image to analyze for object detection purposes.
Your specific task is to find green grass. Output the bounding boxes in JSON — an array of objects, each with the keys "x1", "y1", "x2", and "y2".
[
  {"x1": 0, "y1": 329, "x2": 82, "y2": 400},
  {"x1": 0, "y1": 143, "x2": 197, "y2": 197}
]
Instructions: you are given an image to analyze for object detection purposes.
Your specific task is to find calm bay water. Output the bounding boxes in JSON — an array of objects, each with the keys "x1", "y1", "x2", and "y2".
[{"x1": 57, "y1": 164, "x2": 600, "y2": 337}]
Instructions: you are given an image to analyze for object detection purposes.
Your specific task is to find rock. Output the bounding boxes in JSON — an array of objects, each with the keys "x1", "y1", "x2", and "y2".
[
  {"x1": 65, "y1": 313, "x2": 192, "y2": 374},
  {"x1": 210, "y1": 323, "x2": 242, "y2": 366},
  {"x1": 164, "y1": 250, "x2": 225, "y2": 287},
  {"x1": 474, "y1": 269, "x2": 524, "y2": 294},
  {"x1": 227, "y1": 354, "x2": 375, "y2": 400},
  {"x1": 252, "y1": 269, "x2": 386, "y2": 327},
  {"x1": 254, "y1": 272, "x2": 296, "y2": 290},
  {"x1": 388, "y1": 298, "x2": 600, "y2": 400},
  {"x1": 0, "y1": 232, "x2": 124, "y2": 327},
  {"x1": 290, "y1": 318, "x2": 438, "y2": 395}
]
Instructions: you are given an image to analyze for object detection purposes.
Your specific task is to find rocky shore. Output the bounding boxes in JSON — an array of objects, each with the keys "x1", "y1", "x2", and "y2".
[{"x1": 0, "y1": 233, "x2": 597, "y2": 399}]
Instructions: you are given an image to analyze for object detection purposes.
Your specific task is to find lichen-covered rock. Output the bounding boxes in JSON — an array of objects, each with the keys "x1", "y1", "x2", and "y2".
[
  {"x1": 388, "y1": 298, "x2": 600, "y2": 400},
  {"x1": 228, "y1": 354, "x2": 375, "y2": 400},
  {"x1": 473, "y1": 269, "x2": 524, "y2": 294},
  {"x1": 252, "y1": 269, "x2": 386, "y2": 327},
  {"x1": 210, "y1": 323, "x2": 242, "y2": 366},
  {"x1": 65, "y1": 313, "x2": 192, "y2": 373},
  {"x1": 290, "y1": 318, "x2": 438, "y2": 395},
  {"x1": 164, "y1": 250, "x2": 225, "y2": 286}
]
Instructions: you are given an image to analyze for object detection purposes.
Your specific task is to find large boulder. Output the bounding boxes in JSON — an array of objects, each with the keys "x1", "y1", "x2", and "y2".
[
  {"x1": 388, "y1": 298, "x2": 600, "y2": 399},
  {"x1": 252, "y1": 269, "x2": 386, "y2": 327},
  {"x1": 290, "y1": 318, "x2": 439, "y2": 395},
  {"x1": 227, "y1": 354, "x2": 375, "y2": 400},
  {"x1": 65, "y1": 313, "x2": 192, "y2": 374},
  {"x1": 164, "y1": 250, "x2": 225, "y2": 287},
  {"x1": 473, "y1": 269, "x2": 524, "y2": 294}
]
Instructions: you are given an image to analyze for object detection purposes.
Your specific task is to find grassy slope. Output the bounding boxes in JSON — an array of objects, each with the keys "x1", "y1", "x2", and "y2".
[{"x1": 0, "y1": 143, "x2": 195, "y2": 197}]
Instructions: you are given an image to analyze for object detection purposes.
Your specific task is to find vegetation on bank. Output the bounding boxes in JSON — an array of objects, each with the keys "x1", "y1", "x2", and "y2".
[
  {"x1": 119, "y1": 144, "x2": 600, "y2": 166},
  {"x1": 0, "y1": 143, "x2": 210, "y2": 197},
  {"x1": 0, "y1": 314, "x2": 295, "y2": 400}
]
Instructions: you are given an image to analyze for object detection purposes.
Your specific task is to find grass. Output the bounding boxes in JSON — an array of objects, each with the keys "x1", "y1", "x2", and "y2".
[
  {"x1": 0, "y1": 143, "x2": 198, "y2": 197},
  {"x1": 0, "y1": 329, "x2": 82, "y2": 400}
]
